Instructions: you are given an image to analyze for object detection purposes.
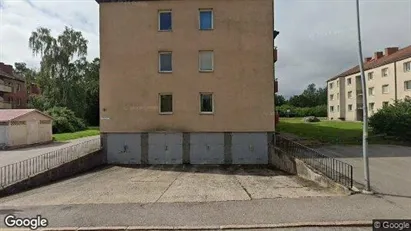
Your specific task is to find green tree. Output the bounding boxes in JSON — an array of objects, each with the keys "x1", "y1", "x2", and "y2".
[{"x1": 275, "y1": 94, "x2": 287, "y2": 107}]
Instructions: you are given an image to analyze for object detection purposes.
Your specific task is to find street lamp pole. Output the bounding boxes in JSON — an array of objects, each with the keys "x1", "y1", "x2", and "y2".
[{"x1": 355, "y1": 0, "x2": 371, "y2": 193}]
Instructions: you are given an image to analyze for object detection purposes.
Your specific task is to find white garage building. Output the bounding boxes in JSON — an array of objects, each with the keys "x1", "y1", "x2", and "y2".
[{"x1": 0, "y1": 109, "x2": 53, "y2": 149}]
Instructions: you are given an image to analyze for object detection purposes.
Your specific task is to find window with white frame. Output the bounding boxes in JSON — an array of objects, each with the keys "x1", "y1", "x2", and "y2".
[
  {"x1": 336, "y1": 80, "x2": 339, "y2": 87},
  {"x1": 367, "y1": 72, "x2": 374, "y2": 80},
  {"x1": 348, "y1": 104, "x2": 353, "y2": 111},
  {"x1": 382, "y1": 84, "x2": 389, "y2": 94},
  {"x1": 337, "y1": 105, "x2": 340, "y2": 112},
  {"x1": 158, "y1": 10, "x2": 172, "y2": 31},
  {"x1": 348, "y1": 91, "x2": 353, "y2": 98},
  {"x1": 369, "y1": 102, "x2": 375, "y2": 112},
  {"x1": 159, "y1": 52, "x2": 172, "y2": 72},
  {"x1": 347, "y1": 78, "x2": 352, "y2": 85},
  {"x1": 368, "y1": 87, "x2": 375, "y2": 96},
  {"x1": 404, "y1": 62, "x2": 411, "y2": 72},
  {"x1": 337, "y1": 93, "x2": 340, "y2": 100},
  {"x1": 159, "y1": 94, "x2": 173, "y2": 114},
  {"x1": 199, "y1": 51, "x2": 214, "y2": 72},
  {"x1": 383, "y1": 101, "x2": 389, "y2": 107},
  {"x1": 200, "y1": 93, "x2": 213, "y2": 113},
  {"x1": 382, "y1": 68, "x2": 389, "y2": 77},
  {"x1": 405, "y1": 80, "x2": 411, "y2": 91},
  {"x1": 330, "y1": 106, "x2": 334, "y2": 112},
  {"x1": 330, "y1": 94, "x2": 334, "y2": 101},
  {"x1": 199, "y1": 9, "x2": 213, "y2": 30}
]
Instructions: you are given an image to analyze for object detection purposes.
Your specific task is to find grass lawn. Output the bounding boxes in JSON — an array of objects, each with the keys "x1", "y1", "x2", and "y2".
[
  {"x1": 277, "y1": 118, "x2": 365, "y2": 144},
  {"x1": 53, "y1": 127, "x2": 100, "y2": 142}
]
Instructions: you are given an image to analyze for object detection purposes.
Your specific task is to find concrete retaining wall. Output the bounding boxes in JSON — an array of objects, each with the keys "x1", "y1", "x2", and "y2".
[
  {"x1": 270, "y1": 146, "x2": 350, "y2": 194},
  {"x1": 0, "y1": 150, "x2": 105, "y2": 197}
]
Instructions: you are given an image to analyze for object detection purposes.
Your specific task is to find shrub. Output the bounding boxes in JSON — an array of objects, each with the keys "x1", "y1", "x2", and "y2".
[
  {"x1": 277, "y1": 105, "x2": 327, "y2": 118},
  {"x1": 369, "y1": 97, "x2": 411, "y2": 141},
  {"x1": 45, "y1": 107, "x2": 87, "y2": 134},
  {"x1": 303, "y1": 116, "x2": 320, "y2": 123}
]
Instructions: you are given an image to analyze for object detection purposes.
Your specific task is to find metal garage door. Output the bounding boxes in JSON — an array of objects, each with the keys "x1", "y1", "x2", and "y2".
[
  {"x1": 148, "y1": 133, "x2": 182, "y2": 164},
  {"x1": 232, "y1": 133, "x2": 268, "y2": 164},
  {"x1": 107, "y1": 134, "x2": 141, "y2": 164},
  {"x1": 190, "y1": 133, "x2": 224, "y2": 164}
]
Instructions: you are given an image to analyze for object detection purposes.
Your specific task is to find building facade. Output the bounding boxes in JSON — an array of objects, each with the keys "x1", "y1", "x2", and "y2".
[
  {"x1": 327, "y1": 46, "x2": 411, "y2": 121},
  {"x1": 97, "y1": 0, "x2": 278, "y2": 164},
  {"x1": 0, "y1": 62, "x2": 40, "y2": 109}
]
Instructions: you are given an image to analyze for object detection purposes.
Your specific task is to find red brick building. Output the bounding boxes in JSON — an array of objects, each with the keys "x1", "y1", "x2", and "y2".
[{"x1": 0, "y1": 62, "x2": 40, "y2": 109}]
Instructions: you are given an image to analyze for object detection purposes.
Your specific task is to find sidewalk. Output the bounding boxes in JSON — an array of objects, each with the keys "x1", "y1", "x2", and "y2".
[{"x1": 0, "y1": 194, "x2": 409, "y2": 229}]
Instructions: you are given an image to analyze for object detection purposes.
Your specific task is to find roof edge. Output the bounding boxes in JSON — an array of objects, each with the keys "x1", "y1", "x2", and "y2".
[{"x1": 13, "y1": 109, "x2": 54, "y2": 121}]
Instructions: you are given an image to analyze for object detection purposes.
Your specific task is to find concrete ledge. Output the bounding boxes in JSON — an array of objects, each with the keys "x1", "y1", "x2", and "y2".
[
  {"x1": 0, "y1": 149, "x2": 105, "y2": 197},
  {"x1": 1, "y1": 140, "x2": 53, "y2": 150},
  {"x1": 32, "y1": 221, "x2": 372, "y2": 230},
  {"x1": 271, "y1": 147, "x2": 352, "y2": 194}
]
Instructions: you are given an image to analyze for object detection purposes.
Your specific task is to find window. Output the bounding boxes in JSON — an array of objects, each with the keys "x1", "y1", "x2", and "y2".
[
  {"x1": 382, "y1": 68, "x2": 388, "y2": 77},
  {"x1": 329, "y1": 82, "x2": 333, "y2": 89},
  {"x1": 159, "y1": 52, "x2": 172, "y2": 72},
  {"x1": 17, "y1": 84, "x2": 21, "y2": 91},
  {"x1": 367, "y1": 72, "x2": 374, "y2": 80},
  {"x1": 199, "y1": 9, "x2": 213, "y2": 30},
  {"x1": 348, "y1": 91, "x2": 353, "y2": 99},
  {"x1": 337, "y1": 93, "x2": 340, "y2": 100},
  {"x1": 368, "y1": 87, "x2": 374, "y2": 96},
  {"x1": 405, "y1": 80, "x2": 411, "y2": 91},
  {"x1": 330, "y1": 94, "x2": 334, "y2": 101},
  {"x1": 336, "y1": 80, "x2": 339, "y2": 87},
  {"x1": 348, "y1": 104, "x2": 353, "y2": 111},
  {"x1": 383, "y1": 101, "x2": 389, "y2": 107},
  {"x1": 158, "y1": 10, "x2": 172, "y2": 31},
  {"x1": 337, "y1": 105, "x2": 340, "y2": 112},
  {"x1": 369, "y1": 102, "x2": 375, "y2": 112},
  {"x1": 200, "y1": 93, "x2": 213, "y2": 113},
  {"x1": 199, "y1": 51, "x2": 214, "y2": 72},
  {"x1": 159, "y1": 94, "x2": 173, "y2": 114},
  {"x1": 404, "y1": 62, "x2": 411, "y2": 72},
  {"x1": 17, "y1": 98, "x2": 21, "y2": 106},
  {"x1": 330, "y1": 106, "x2": 334, "y2": 112},
  {"x1": 347, "y1": 78, "x2": 352, "y2": 85},
  {"x1": 382, "y1": 84, "x2": 389, "y2": 94}
]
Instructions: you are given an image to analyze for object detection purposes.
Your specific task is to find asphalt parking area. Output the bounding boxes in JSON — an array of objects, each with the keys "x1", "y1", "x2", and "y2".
[{"x1": 0, "y1": 165, "x2": 344, "y2": 206}]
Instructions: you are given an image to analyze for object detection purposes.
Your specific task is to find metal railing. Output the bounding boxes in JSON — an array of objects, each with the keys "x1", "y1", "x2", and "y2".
[
  {"x1": 274, "y1": 135, "x2": 353, "y2": 188},
  {"x1": 0, "y1": 138, "x2": 101, "y2": 188}
]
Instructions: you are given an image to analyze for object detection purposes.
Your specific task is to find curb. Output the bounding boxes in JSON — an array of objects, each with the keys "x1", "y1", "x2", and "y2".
[{"x1": 3, "y1": 221, "x2": 373, "y2": 231}]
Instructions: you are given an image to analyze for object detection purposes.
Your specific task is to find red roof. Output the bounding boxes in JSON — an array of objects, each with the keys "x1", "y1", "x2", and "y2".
[
  {"x1": 0, "y1": 109, "x2": 52, "y2": 122},
  {"x1": 328, "y1": 45, "x2": 411, "y2": 82}
]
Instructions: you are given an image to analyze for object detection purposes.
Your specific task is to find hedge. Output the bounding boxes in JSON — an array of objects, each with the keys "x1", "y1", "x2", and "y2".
[{"x1": 277, "y1": 105, "x2": 327, "y2": 118}]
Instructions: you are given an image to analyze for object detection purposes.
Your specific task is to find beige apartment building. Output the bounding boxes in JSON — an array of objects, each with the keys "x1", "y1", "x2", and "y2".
[
  {"x1": 327, "y1": 46, "x2": 411, "y2": 121},
  {"x1": 97, "y1": 0, "x2": 278, "y2": 164}
]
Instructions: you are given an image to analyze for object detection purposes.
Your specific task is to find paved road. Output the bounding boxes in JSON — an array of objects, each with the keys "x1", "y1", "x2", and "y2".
[
  {"x1": 0, "y1": 136, "x2": 100, "y2": 167},
  {"x1": 0, "y1": 193, "x2": 408, "y2": 228},
  {"x1": 316, "y1": 144, "x2": 411, "y2": 197}
]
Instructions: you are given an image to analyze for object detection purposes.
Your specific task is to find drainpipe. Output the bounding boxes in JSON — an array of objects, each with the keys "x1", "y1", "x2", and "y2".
[{"x1": 394, "y1": 61, "x2": 398, "y2": 101}]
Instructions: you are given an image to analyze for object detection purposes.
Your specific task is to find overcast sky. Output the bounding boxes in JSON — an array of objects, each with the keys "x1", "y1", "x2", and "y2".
[{"x1": 1, "y1": 0, "x2": 410, "y2": 97}]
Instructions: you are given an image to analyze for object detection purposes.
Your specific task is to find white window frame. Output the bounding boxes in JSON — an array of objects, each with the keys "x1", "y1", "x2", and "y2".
[
  {"x1": 337, "y1": 92, "x2": 340, "y2": 100},
  {"x1": 199, "y1": 50, "x2": 214, "y2": 72},
  {"x1": 158, "y1": 93, "x2": 173, "y2": 115},
  {"x1": 158, "y1": 10, "x2": 172, "y2": 32},
  {"x1": 382, "y1": 68, "x2": 389, "y2": 77},
  {"x1": 336, "y1": 80, "x2": 339, "y2": 87},
  {"x1": 199, "y1": 9, "x2": 214, "y2": 30},
  {"x1": 348, "y1": 104, "x2": 353, "y2": 111},
  {"x1": 405, "y1": 80, "x2": 411, "y2": 91},
  {"x1": 347, "y1": 78, "x2": 352, "y2": 85},
  {"x1": 367, "y1": 72, "x2": 374, "y2": 81},
  {"x1": 329, "y1": 82, "x2": 333, "y2": 89},
  {"x1": 199, "y1": 92, "x2": 214, "y2": 114},
  {"x1": 368, "y1": 87, "x2": 375, "y2": 96},
  {"x1": 348, "y1": 91, "x2": 353, "y2": 99},
  {"x1": 383, "y1": 101, "x2": 389, "y2": 107},
  {"x1": 404, "y1": 62, "x2": 411, "y2": 72},
  {"x1": 330, "y1": 94, "x2": 334, "y2": 101},
  {"x1": 369, "y1": 102, "x2": 375, "y2": 111},
  {"x1": 337, "y1": 105, "x2": 340, "y2": 112},
  {"x1": 382, "y1": 84, "x2": 389, "y2": 94},
  {"x1": 330, "y1": 106, "x2": 334, "y2": 112},
  {"x1": 158, "y1": 51, "x2": 173, "y2": 73}
]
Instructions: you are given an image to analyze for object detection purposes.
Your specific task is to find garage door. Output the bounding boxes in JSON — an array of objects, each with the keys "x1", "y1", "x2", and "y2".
[
  {"x1": 232, "y1": 133, "x2": 268, "y2": 164},
  {"x1": 190, "y1": 133, "x2": 224, "y2": 164},
  {"x1": 148, "y1": 133, "x2": 182, "y2": 164},
  {"x1": 107, "y1": 134, "x2": 141, "y2": 164},
  {"x1": 27, "y1": 121, "x2": 39, "y2": 145}
]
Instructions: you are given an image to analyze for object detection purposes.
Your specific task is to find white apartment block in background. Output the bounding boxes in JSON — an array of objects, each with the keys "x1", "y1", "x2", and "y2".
[{"x1": 327, "y1": 46, "x2": 411, "y2": 121}]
